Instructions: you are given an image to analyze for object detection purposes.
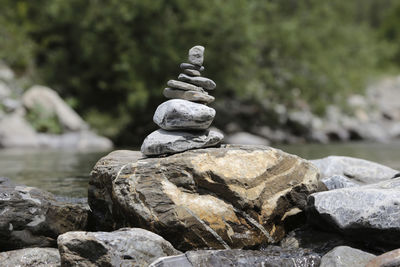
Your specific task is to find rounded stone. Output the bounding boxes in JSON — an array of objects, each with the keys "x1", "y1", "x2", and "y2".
[
  {"x1": 167, "y1": 80, "x2": 203, "y2": 92},
  {"x1": 188, "y1": 45, "x2": 205, "y2": 66},
  {"x1": 153, "y1": 99, "x2": 215, "y2": 130},
  {"x1": 178, "y1": 74, "x2": 216, "y2": 90},
  {"x1": 180, "y1": 63, "x2": 205, "y2": 72},
  {"x1": 183, "y1": 69, "x2": 201, "y2": 77},
  {"x1": 163, "y1": 88, "x2": 214, "y2": 104}
]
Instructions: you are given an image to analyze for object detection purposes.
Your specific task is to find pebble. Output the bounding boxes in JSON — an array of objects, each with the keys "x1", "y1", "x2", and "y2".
[
  {"x1": 167, "y1": 80, "x2": 203, "y2": 92},
  {"x1": 178, "y1": 73, "x2": 216, "y2": 90},
  {"x1": 180, "y1": 63, "x2": 205, "y2": 72},
  {"x1": 163, "y1": 88, "x2": 214, "y2": 104},
  {"x1": 188, "y1": 45, "x2": 205, "y2": 66},
  {"x1": 183, "y1": 69, "x2": 201, "y2": 77}
]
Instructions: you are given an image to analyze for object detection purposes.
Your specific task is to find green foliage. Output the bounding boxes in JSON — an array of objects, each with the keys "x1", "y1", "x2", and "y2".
[
  {"x1": 0, "y1": 0, "x2": 398, "y2": 145},
  {"x1": 25, "y1": 103, "x2": 63, "y2": 134}
]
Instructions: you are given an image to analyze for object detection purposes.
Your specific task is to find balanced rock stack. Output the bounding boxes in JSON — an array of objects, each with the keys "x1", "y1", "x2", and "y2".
[{"x1": 141, "y1": 45, "x2": 223, "y2": 156}]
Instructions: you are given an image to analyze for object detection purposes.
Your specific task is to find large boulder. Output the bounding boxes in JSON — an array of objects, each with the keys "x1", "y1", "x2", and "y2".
[
  {"x1": 58, "y1": 228, "x2": 180, "y2": 267},
  {"x1": 89, "y1": 145, "x2": 322, "y2": 251},
  {"x1": 307, "y1": 178, "x2": 400, "y2": 248},
  {"x1": 22, "y1": 85, "x2": 88, "y2": 132},
  {"x1": 0, "y1": 248, "x2": 60, "y2": 267},
  {"x1": 0, "y1": 114, "x2": 39, "y2": 148},
  {"x1": 150, "y1": 247, "x2": 320, "y2": 267},
  {"x1": 320, "y1": 246, "x2": 375, "y2": 267},
  {"x1": 366, "y1": 248, "x2": 400, "y2": 267},
  {"x1": 0, "y1": 177, "x2": 88, "y2": 251},
  {"x1": 311, "y1": 156, "x2": 399, "y2": 184}
]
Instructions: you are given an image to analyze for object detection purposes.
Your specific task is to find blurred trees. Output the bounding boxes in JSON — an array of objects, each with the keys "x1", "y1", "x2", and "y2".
[{"x1": 0, "y1": 0, "x2": 398, "y2": 145}]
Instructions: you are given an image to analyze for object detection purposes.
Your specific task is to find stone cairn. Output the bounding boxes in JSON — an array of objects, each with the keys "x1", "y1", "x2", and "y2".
[{"x1": 141, "y1": 45, "x2": 223, "y2": 156}]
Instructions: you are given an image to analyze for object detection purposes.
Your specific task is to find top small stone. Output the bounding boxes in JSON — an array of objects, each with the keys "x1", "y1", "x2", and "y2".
[{"x1": 188, "y1": 45, "x2": 205, "y2": 66}]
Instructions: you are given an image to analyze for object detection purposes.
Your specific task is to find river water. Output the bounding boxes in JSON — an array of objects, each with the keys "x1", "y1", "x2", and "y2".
[{"x1": 1, "y1": 142, "x2": 400, "y2": 198}]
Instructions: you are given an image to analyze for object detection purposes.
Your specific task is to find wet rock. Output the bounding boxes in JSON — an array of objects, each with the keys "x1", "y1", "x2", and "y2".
[
  {"x1": 163, "y1": 88, "x2": 214, "y2": 104},
  {"x1": 150, "y1": 247, "x2": 320, "y2": 267},
  {"x1": 180, "y1": 63, "x2": 204, "y2": 72},
  {"x1": 366, "y1": 248, "x2": 400, "y2": 267},
  {"x1": 0, "y1": 177, "x2": 88, "y2": 251},
  {"x1": 225, "y1": 132, "x2": 270, "y2": 146},
  {"x1": 58, "y1": 228, "x2": 180, "y2": 267},
  {"x1": 0, "y1": 247, "x2": 60, "y2": 267},
  {"x1": 167, "y1": 80, "x2": 203, "y2": 92},
  {"x1": 321, "y1": 175, "x2": 360, "y2": 190},
  {"x1": 22, "y1": 86, "x2": 88, "y2": 131},
  {"x1": 307, "y1": 178, "x2": 400, "y2": 248},
  {"x1": 89, "y1": 145, "x2": 321, "y2": 250},
  {"x1": 178, "y1": 73, "x2": 216, "y2": 90},
  {"x1": 311, "y1": 156, "x2": 399, "y2": 184},
  {"x1": 140, "y1": 129, "x2": 223, "y2": 156},
  {"x1": 153, "y1": 99, "x2": 215, "y2": 130},
  {"x1": 188, "y1": 45, "x2": 205, "y2": 66},
  {"x1": 0, "y1": 114, "x2": 39, "y2": 148},
  {"x1": 320, "y1": 246, "x2": 375, "y2": 267},
  {"x1": 183, "y1": 69, "x2": 201, "y2": 77}
]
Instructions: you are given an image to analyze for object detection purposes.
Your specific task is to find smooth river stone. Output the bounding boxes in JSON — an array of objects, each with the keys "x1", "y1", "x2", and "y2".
[
  {"x1": 188, "y1": 45, "x2": 205, "y2": 66},
  {"x1": 183, "y1": 69, "x2": 201, "y2": 77},
  {"x1": 178, "y1": 73, "x2": 216, "y2": 90},
  {"x1": 141, "y1": 129, "x2": 223, "y2": 156},
  {"x1": 167, "y1": 80, "x2": 203, "y2": 92},
  {"x1": 163, "y1": 88, "x2": 214, "y2": 104},
  {"x1": 153, "y1": 99, "x2": 215, "y2": 130},
  {"x1": 180, "y1": 63, "x2": 205, "y2": 72}
]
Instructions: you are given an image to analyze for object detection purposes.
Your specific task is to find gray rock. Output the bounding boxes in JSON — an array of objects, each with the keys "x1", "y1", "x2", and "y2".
[
  {"x1": 366, "y1": 248, "x2": 400, "y2": 267},
  {"x1": 141, "y1": 129, "x2": 223, "y2": 156},
  {"x1": 89, "y1": 146, "x2": 321, "y2": 250},
  {"x1": 58, "y1": 228, "x2": 180, "y2": 267},
  {"x1": 22, "y1": 86, "x2": 88, "y2": 131},
  {"x1": 163, "y1": 88, "x2": 214, "y2": 104},
  {"x1": 2, "y1": 98, "x2": 21, "y2": 112},
  {"x1": 150, "y1": 247, "x2": 320, "y2": 267},
  {"x1": 188, "y1": 45, "x2": 205, "y2": 66},
  {"x1": 0, "y1": 114, "x2": 39, "y2": 148},
  {"x1": 307, "y1": 178, "x2": 400, "y2": 247},
  {"x1": 167, "y1": 80, "x2": 203, "y2": 92},
  {"x1": 178, "y1": 73, "x2": 216, "y2": 90},
  {"x1": 0, "y1": 248, "x2": 60, "y2": 267},
  {"x1": 0, "y1": 63, "x2": 15, "y2": 81},
  {"x1": 183, "y1": 69, "x2": 201, "y2": 77},
  {"x1": 225, "y1": 132, "x2": 270, "y2": 146},
  {"x1": 321, "y1": 175, "x2": 360, "y2": 190},
  {"x1": 0, "y1": 81, "x2": 11, "y2": 99},
  {"x1": 0, "y1": 177, "x2": 88, "y2": 251},
  {"x1": 153, "y1": 99, "x2": 216, "y2": 130},
  {"x1": 320, "y1": 246, "x2": 375, "y2": 267},
  {"x1": 180, "y1": 63, "x2": 204, "y2": 72},
  {"x1": 311, "y1": 156, "x2": 399, "y2": 184}
]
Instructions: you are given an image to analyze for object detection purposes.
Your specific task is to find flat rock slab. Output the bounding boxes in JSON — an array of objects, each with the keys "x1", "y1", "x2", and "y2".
[
  {"x1": 180, "y1": 63, "x2": 204, "y2": 72},
  {"x1": 141, "y1": 129, "x2": 223, "y2": 156},
  {"x1": 183, "y1": 69, "x2": 201, "y2": 77},
  {"x1": 89, "y1": 145, "x2": 321, "y2": 251},
  {"x1": 58, "y1": 228, "x2": 180, "y2": 267},
  {"x1": 163, "y1": 88, "x2": 214, "y2": 104},
  {"x1": 167, "y1": 80, "x2": 203, "y2": 92},
  {"x1": 0, "y1": 177, "x2": 88, "y2": 251},
  {"x1": 307, "y1": 178, "x2": 400, "y2": 247},
  {"x1": 178, "y1": 74, "x2": 216, "y2": 90},
  {"x1": 311, "y1": 156, "x2": 399, "y2": 184},
  {"x1": 150, "y1": 247, "x2": 320, "y2": 267},
  {"x1": 320, "y1": 246, "x2": 375, "y2": 267},
  {"x1": 0, "y1": 248, "x2": 60, "y2": 267},
  {"x1": 153, "y1": 99, "x2": 215, "y2": 130}
]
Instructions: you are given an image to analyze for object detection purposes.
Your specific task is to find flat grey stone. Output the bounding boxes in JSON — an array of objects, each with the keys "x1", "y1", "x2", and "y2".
[
  {"x1": 167, "y1": 80, "x2": 203, "y2": 92},
  {"x1": 183, "y1": 69, "x2": 201, "y2": 76},
  {"x1": 141, "y1": 129, "x2": 223, "y2": 156},
  {"x1": 320, "y1": 246, "x2": 375, "y2": 267},
  {"x1": 153, "y1": 99, "x2": 215, "y2": 130},
  {"x1": 178, "y1": 74, "x2": 216, "y2": 90},
  {"x1": 307, "y1": 178, "x2": 400, "y2": 247},
  {"x1": 321, "y1": 175, "x2": 360, "y2": 190},
  {"x1": 188, "y1": 45, "x2": 204, "y2": 66},
  {"x1": 180, "y1": 63, "x2": 204, "y2": 72},
  {"x1": 311, "y1": 156, "x2": 399, "y2": 184},
  {"x1": 0, "y1": 248, "x2": 60, "y2": 267},
  {"x1": 163, "y1": 88, "x2": 214, "y2": 104}
]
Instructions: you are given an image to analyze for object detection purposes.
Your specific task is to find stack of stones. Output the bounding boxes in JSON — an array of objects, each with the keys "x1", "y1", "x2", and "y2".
[{"x1": 141, "y1": 45, "x2": 223, "y2": 156}]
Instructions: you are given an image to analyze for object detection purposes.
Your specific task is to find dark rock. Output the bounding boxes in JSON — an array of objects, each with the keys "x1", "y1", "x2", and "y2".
[
  {"x1": 320, "y1": 246, "x2": 375, "y2": 267},
  {"x1": 58, "y1": 228, "x2": 180, "y2": 267},
  {"x1": 0, "y1": 247, "x2": 60, "y2": 267},
  {"x1": 150, "y1": 247, "x2": 320, "y2": 267},
  {"x1": 141, "y1": 129, "x2": 223, "y2": 156},
  {"x1": 89, "y1": 145, "x2": 321, "y2": 251},
  {"x1": 0, "y1": 177, "x2": 88, "y2": 251}
]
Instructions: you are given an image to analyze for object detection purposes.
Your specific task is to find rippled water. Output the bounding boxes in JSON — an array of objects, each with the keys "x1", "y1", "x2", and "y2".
[{"x1": 1, "y1": 142, "x2": 400, "y2": 198}]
